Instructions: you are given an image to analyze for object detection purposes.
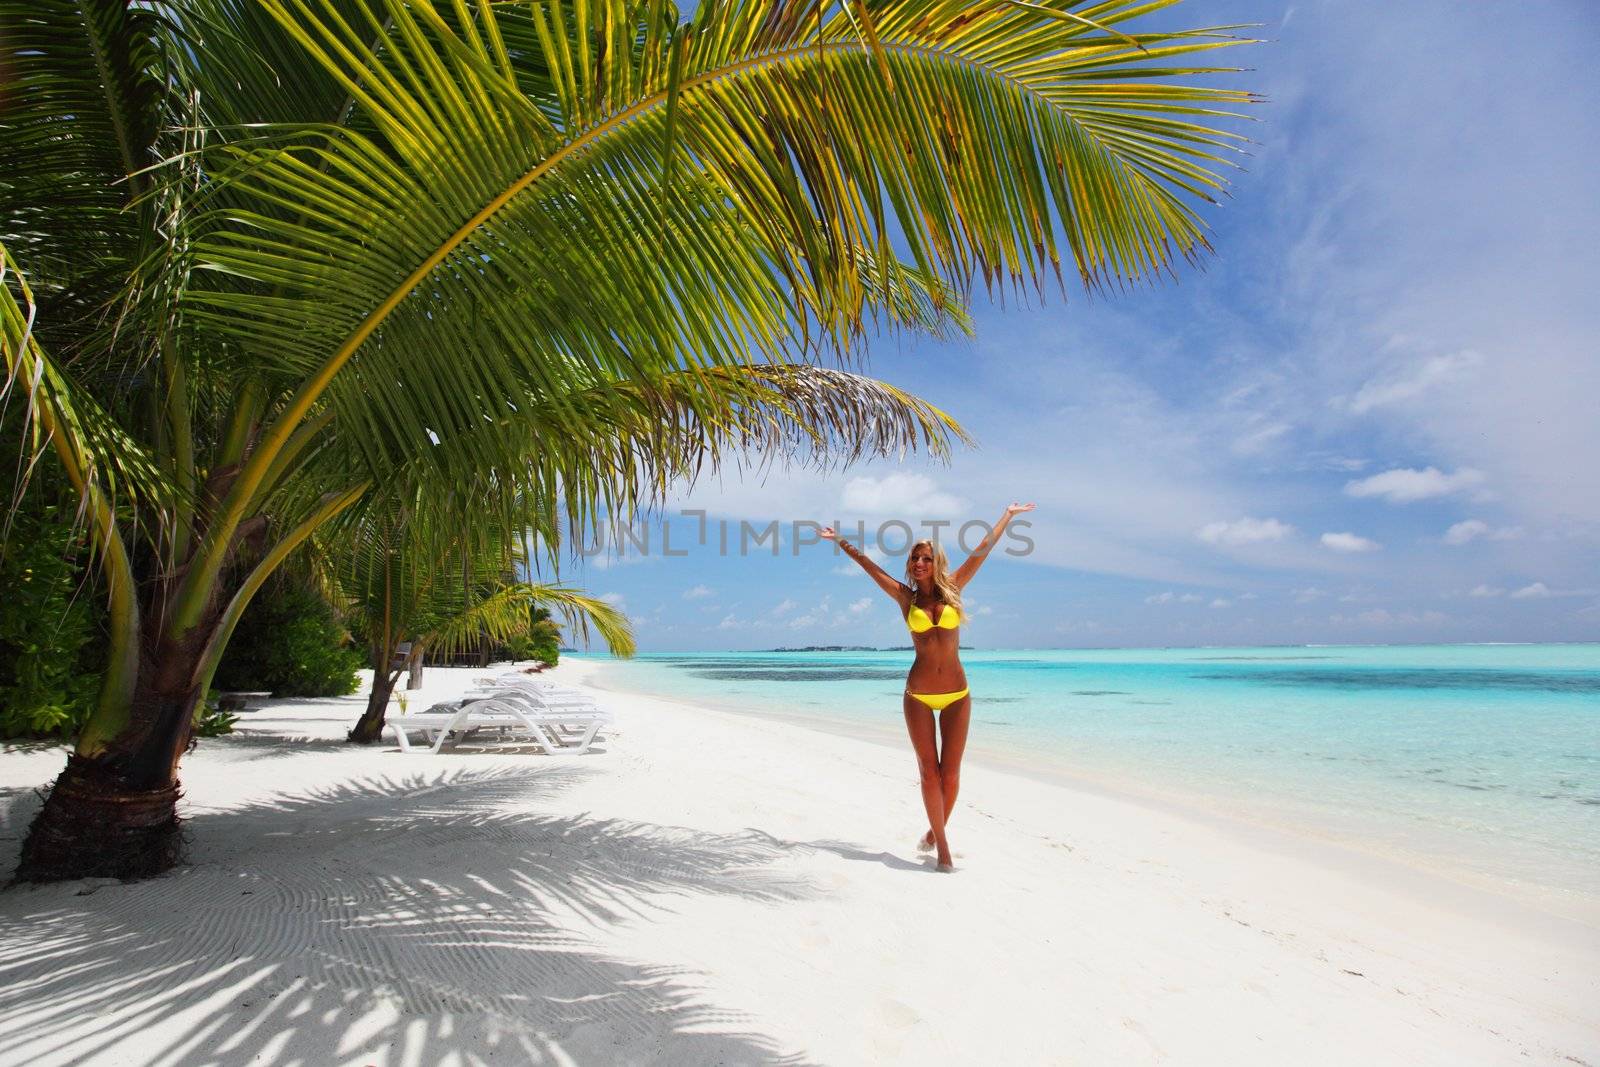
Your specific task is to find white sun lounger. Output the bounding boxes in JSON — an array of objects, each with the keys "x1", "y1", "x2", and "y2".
[
  {"x1": 388, "y1": 696, "x2": 604, "y2": 755},
  {"x1": 472, "y1": 678, "x2": 594, "y2": 703},
  {"x1": 470, "y1": 676, "x2": 613, "y2": 726},
  {"x1": 475, "y1": 687, "x2": 615, "y2": 744},
  {"x1": 476, "y1": 672, "x2": 592, "y2": 700}
]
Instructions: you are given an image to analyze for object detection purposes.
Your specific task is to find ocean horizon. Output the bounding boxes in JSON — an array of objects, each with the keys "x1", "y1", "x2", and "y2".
[{"x1": 578, "y1": 643, "x2": 1600, "y2": 919}]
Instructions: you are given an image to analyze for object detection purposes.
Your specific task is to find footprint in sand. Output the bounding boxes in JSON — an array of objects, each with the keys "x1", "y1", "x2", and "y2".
[
  {"x1": 799, "y1": 922, "x2": 831, "y2": 950},
  {"x1": 876, "y1": 996, "x2": 922, "y2": 1030}
]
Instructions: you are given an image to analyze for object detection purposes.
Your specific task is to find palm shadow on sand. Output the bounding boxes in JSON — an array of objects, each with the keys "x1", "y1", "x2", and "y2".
[{"x1": 0, "y1": 765, "x2": 821, "y2": 1066}]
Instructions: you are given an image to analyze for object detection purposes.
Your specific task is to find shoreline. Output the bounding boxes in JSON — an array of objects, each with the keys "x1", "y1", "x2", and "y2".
[
  {"x1": 2, "y1": 660, "x2": 1597, "y2": 1064},
  {"x1": 575, "y1": 654, "x2": 1600, "y2": 932}
]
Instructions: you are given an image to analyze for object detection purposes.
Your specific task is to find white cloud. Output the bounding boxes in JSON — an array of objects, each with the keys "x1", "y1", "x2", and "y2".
[
  {"x1": 1343, "y1": 350, "x2": 1483, "y2": 414},
  {"x1": 1332, "y1": 608, "x2": 1449, "y2": 626},
  {"x1": 847, "y1": 597, "x2": 873, "y2": 615},
  {"x1": 771, "y1": 598, "x2": 797, "y2": 616},
  {"x1": 1320, "y1": 531, "x2": 1382, "y2": 553},
  {"x1": 1443, "y1": 519, "x2": 1525, "y2": 545},
  {"x1": 1196, "y1": 517, "x2": 1294, "y2": 547},
  {"x1": 1470, "y1": 581, "x2": 1592, "y2": 601},
  {"x1": 839, "y1": 472, "x2": 966, "y2": 518},
  {"x1": 1344, "y1": 467, "x2": 1486, "y2": 504},
  {"x1": 1444, "y1": 519, "x2": 1488, "y2": 545},
  {"x1": 682, "y1": 584, "x2": 713, "y2": 600},
  {"x1": 1211, "y1": 598, "x2": 1232, "y2": 608},
  {"x1": 599, "y1": 592, "x2": 627, "y2": 607},
  {"x1": 1237, "y1": 592, "x2": 1259, "y2": 601},
  {"x1": 1145, "y1": 591, "x2": 1204, "y2": 605},
  {"x1": 1231, "y1": 422, "x2": 1291, "y2": 456},
  {"x1": 1292, "y1": 587, "x2": 1327, "y2": 603},
  {"x1": 715, "y1": 613, "x2": 741, "y2": 630}
]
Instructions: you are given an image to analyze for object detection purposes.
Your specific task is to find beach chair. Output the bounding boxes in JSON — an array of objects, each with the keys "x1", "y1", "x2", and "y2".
[
  {"x1": 469, "y1": 676, "x2": 613, "y2": 727},
  {"x1": 477, "y1": 671, "x2": 586, "y2": 697},
  {"x1": 475, "y1": 687, "x2": 615, "y2": 744},
  {"x1": 388, "y1": 696, "x2": 603, "y2": 755},
  {"x1": 471, "y1": 679, "x2": 601, "y2": 712}
]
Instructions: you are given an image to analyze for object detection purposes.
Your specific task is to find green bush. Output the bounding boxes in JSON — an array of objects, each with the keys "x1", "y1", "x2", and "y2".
[
  {"x1": 529, "y1": 617, "x2": 561, "y2": 666},
  {"x1": 0, "y1": 503, "x2": 102, "y2": 739},
  {"x1": 193, "y1": 691, "x2": 239, "y2": 738},
  {"x1": 214, "y1": 582, "x2": 362, "y2": 698},
  {"x1": 502, "y1": 616, "x2": 560, "y2": 665}
]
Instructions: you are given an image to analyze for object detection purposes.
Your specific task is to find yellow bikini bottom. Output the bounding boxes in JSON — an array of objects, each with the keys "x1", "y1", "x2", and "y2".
[{"x1": 905, "y1": 687, "x2": 970, "y2": 711}]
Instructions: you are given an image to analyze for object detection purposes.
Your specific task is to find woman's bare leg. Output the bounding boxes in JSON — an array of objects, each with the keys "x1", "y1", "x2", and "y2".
[
  {"x1": 921, "y1": 694, "x2": 972, "y2": 849},
  {"x1": 903, "y1": 695, "x2": 953, "y2": 868}
]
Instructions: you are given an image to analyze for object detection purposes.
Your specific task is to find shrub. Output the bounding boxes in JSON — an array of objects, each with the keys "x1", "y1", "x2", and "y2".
[
  {"x1": 502, "y1": 616, "x2": 560, "y2": 665},
  {"x1": 193, "y1": 691, "x2": 238, "y2": 738},
  {"x1": 214, "y1": 582, "x2": 362, "y2": 697},
  {"x1": 0, "y1": 503, "x2": 102, "y2": 739},
  {"x1": 529, "y1": 617, "x2": 561, "y2": 666}
]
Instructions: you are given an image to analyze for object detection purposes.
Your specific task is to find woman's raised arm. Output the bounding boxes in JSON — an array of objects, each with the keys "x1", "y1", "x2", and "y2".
[
  {"x1": 820, "y1": 527, "x2": 907, "y2": 604},
  {"x1": 951, "y1": 503, "x2": 1035, "y2": 589}
]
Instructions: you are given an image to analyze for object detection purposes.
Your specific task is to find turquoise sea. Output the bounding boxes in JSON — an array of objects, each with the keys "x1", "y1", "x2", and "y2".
[{"x1": 580, "y1": 645, "x2": 1600, "y2": 915}]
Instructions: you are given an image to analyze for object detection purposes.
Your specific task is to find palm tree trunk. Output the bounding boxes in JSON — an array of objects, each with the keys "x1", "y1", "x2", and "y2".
[
  {"x1": 16, "y1": 629, "x2": 207, "y2": 882},
  {"x1": 406, "y1": 643, "x2": 424, "y2": 689},
  {"x1": 349, "y1": 655, "x2": 400, "y2": 744}
]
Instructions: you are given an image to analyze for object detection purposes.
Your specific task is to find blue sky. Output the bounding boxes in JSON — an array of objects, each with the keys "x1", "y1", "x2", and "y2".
[{"x1": 563, "y1": 0, "x2": 1600, "y2": 651}]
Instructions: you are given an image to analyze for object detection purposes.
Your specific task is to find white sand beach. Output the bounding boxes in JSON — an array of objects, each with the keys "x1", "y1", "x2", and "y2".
[{"x1": 1, "y1": 659, "x2": 1596, "y2": 1066}]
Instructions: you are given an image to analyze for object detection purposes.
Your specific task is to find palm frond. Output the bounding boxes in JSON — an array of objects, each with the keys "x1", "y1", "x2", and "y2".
[
  {"x1": 426, "y1": 582, "x2": 635, "y2": 658},
  {"x1": 0, "y1": 242, "x2": 179, "y2": 522},
  {"x1": 0, "y1": 0, "x2": 169, "y2": 295},
  {"x1": 270, "y1": 360, "x2": 967, "y2": 569},
  {"x1": 185, "y1": 0, "x2": 1253, "y2": 548}
]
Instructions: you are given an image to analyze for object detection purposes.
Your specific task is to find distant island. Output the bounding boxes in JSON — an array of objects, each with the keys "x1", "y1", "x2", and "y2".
[{"x1": 767, "y1": 645, "x2": 881, "y2": 652}]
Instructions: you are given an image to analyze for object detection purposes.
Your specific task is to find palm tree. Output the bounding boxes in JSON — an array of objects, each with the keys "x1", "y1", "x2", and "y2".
[
  {"x1": 1, "y1": 0, "x2": 1252, "y2": 881},
  {"x1": 321, "y1": 495, "x2": 633, "y2": 743}
]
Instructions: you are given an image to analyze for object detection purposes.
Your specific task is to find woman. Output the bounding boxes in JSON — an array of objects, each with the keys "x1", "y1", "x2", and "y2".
[{"x1": 821, "y1": 503, "x2": 1035, "y2": 871}]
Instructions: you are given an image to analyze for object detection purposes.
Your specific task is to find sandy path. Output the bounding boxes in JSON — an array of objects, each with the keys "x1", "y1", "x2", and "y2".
[{"x1": 1, "y1": 661, "x2": 1595, "y2": 1066}]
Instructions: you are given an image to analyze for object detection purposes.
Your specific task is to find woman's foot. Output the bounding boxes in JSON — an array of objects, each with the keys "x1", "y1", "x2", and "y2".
[
  {"x1": 936, "y1": 856, "x2": 956, "y2": 873},
  {"x1": 916, "y1": 831, "x2": 935, "y2": 853}
]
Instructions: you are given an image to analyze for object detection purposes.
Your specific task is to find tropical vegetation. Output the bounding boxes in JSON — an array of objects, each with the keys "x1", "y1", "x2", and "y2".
[
  {"x1": 213, "y1": 578, "x2": 365, "y2": 698},
  {"x1": 1, "y1": 0, "x2": 1252, "y2": 882},
  {"x1": 0, "y1": 492, "x2": 104, "y2": 740},
  {"x1": 322, "y1": 498, "x2": 631, "y2": 742}
]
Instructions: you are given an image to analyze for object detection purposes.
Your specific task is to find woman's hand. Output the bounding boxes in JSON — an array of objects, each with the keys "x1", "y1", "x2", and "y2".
[
  {"x1": 819, "y1": 526, "x2": 839, "y2": 541},
  {"x1": 1004, "y1": 502, "x2": 1036, "y2": 517}
]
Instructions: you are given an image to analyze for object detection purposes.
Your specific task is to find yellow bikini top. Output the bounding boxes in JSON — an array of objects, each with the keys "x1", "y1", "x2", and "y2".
[{"x1": 906, "y1": 601, "x2": 960, "y2": 633}]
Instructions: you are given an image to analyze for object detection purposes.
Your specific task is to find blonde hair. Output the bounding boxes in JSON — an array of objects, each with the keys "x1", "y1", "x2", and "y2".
[{"x1": 903, "y1": 539, "x2": 962, "y2": 611}]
